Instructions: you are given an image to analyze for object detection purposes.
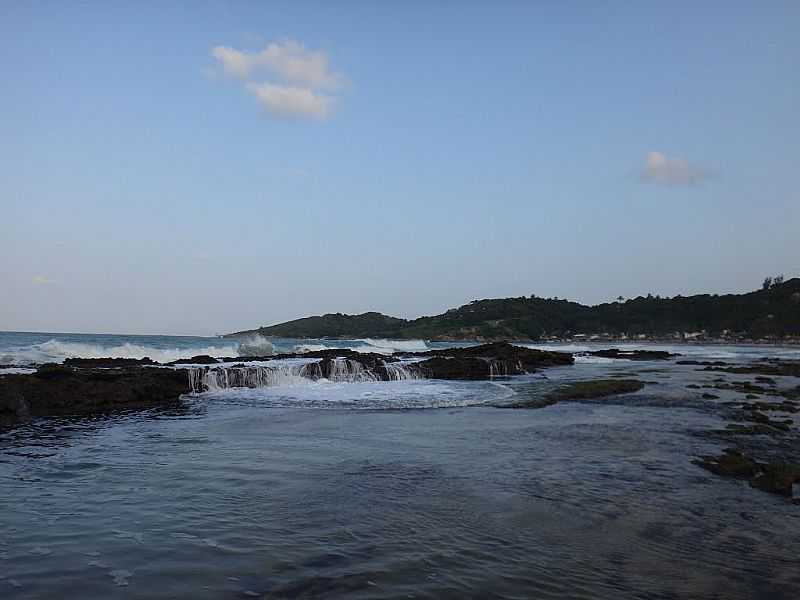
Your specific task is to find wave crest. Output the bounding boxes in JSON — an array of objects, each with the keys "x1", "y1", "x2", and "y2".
[{"x1": 3, "y1": 339, "x2": 239, "y2": 365}]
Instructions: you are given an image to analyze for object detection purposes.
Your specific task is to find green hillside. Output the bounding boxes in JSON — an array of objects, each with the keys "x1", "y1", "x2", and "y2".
[{"x1": 226, "y1": 278, "x2": 800, "y2": 341}]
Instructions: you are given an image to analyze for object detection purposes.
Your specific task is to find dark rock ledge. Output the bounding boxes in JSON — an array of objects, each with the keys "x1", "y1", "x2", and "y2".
[
  {"x1": 587, "y1": 349, "x2": 678, "y2": 361},
  {"x1": 1, "y1": 364, "x2": 190, "y2": 428},
  {"x1": 1, "y1": 343, "x2": 574, "y2": 428}
]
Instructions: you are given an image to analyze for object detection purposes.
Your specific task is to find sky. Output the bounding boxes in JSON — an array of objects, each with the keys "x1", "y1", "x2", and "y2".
[{"x1": 1, "y1": 1, "x2": 798, "y2": 335}]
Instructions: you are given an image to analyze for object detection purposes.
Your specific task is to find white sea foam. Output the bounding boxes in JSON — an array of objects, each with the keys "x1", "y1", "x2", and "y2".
[
  {"x1": 353, "y1": 338, "x2": 429, "y2": 354},
  {"x1": 2, "y1": 339, "x2": 240, "y2": 366},
  {"x1": 202, "y1": 378, "x2": 514, "y2": 410},
  {"x1": 293, "y1": 343, "x2": 338, "y2": 353},
  {"x1": 573, "y1": 355, "x2": 615, "y2": 364},
  {"x1": 0, "y1": 367, "x2": 37, "y2": 375}
]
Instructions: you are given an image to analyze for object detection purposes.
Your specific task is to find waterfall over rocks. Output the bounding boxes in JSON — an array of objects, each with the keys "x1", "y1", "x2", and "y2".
[
  {"x1": 182, "y1": 342, "x2": 573, "y2": 393},
  {"x1": 187, "y1": 357, "x2": 421, "y2": 393}
]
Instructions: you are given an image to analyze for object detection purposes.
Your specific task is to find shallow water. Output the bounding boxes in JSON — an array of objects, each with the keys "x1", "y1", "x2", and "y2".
[{"x1": 1, "y1": 337, "x2": 800, "y2": 598}]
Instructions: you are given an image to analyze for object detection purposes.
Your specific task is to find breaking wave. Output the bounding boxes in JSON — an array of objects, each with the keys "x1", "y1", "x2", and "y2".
[
  {"x1": 354, "y1": 339, "x2": 430, "y2": 354},
  {"x1": 294, "y1": 343, "x2": 339, "y2": 353},
  {"x1": 1, "y1": 339, "x2": 240, "y2": 366},
  {"x1": 235, "y1": 334, "x2": 274, "y2": 357}
]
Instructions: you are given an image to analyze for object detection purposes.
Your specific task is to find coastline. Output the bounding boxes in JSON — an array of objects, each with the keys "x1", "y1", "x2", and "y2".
[{"x1": 242, "y1": 334, "x2": 800, "y2": 347}]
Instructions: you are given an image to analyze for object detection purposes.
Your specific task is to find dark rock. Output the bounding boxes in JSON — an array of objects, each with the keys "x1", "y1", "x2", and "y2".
[
  {"x1": 702, "y1": 361, "x2": 800, "y2": 378},
  {"x1": 677, "y1": 360, "x2": 729, "y2": 366},
  {"x1": 722, "y1": 423, "x2": 787, "y2": 436},
  {"x1": 736, "y1": 400, "x2": 799, "y2": 414},
  {"x1": 696, "y1": 450, "x2": 800, "y2": 498},
  {"x1": 588, "y1": 349, "x2": 678, "y2": 361},
  {"x1": 63, "y1": 357, "x2": 158, "y2": 368},
  {"x1": 745, "y1": 411, "x2": 791, "y2": 431},
  {"x1": 167, "y1": 355, "x2": 220, "y2": 365},
  {"x1": 504, "y1": 379, "x2": 645, "y2": 408},
  {"x1": 416, "y1": 357, "x2": 491, "y2": 380},
  {"x1": 750, "y1": 463, "x2": 800, "y2": 496},
  {"x1": 548, "y1": 379, "x2": 645, "y2": 401},
  {"x1": 412, "y1": 342, "x2": 573, "y2": 380},
  {"x1": 0, "y1": 365, "x2": 191, "y2": 427},
  {"x1": 694, "y1": 449, "x2": 758, "y2": 478}
]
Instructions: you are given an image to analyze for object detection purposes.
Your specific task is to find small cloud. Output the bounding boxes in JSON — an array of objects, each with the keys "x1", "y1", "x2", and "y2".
[
  {"x1": 212, "y1": 46, "x2": 252, "y2": 79},
  {"x1": 212, "y1": 39, "x2": 342, "y2": 89},
  {"x1": 641, "y1": 151, "x2": 708, "y2": 186},
  {"x1": 246, "y1": 82, "x2": 332, "y2": 120},
  {"x1": 210, "y1": 38, "x2": 343, "y2": 121},
  {"x1": 33, "y1": 275, "x2": 56, "y2": 285}
]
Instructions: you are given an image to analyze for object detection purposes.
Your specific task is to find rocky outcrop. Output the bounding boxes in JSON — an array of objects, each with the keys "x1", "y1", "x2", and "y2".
[
  {"x1": 179, "y1": 343, "x2": 574, "y2": 384},
  {"x1": 410, "y1": 342, "x2": 573, "y2": 380},
  {"x1": 588, "y1": 349, "x2": 678, "y2": 361},
  {"x1": 63, "y1": 357, "x2": 158, "y2": 368},
  {"x1": 167, "y1": 355, "x2": 220, "y2": 365},
  {"x1": 0, "y1": 343, "x2": 572, "y2": 425},
  {"x1": 0, "y1": 364, "x2": 190, "y2": 428}
]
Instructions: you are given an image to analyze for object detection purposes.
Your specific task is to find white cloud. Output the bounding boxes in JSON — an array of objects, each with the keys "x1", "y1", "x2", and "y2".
[
  {"x1": 212, "y1": 40, "x2": 341, "y2": 89},
  {"x1": 641, "y1": 151, "x2": 707, "y2": 185},
  {"x1": 33, "y1": 275, "x2": 56, "y2": 285},
  {"x1": 246, "y1": 82, "x2": 332, "y2": 120},
  {"x1": 210, "y1": 39, "x2": 342, "y2": 121},
  {"x1": 211, "y1": 46, "x2": 252, "y2": 79}
]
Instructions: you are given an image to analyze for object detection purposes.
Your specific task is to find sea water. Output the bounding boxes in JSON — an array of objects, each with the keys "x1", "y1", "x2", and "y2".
[{"x1": 1, "y1": 331, "x2": 800, "y2": 598}]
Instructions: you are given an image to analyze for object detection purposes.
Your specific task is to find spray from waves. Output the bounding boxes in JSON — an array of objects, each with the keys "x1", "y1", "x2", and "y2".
[
  {"x1": 2, "y1": 339, "x2": 241, "y2": 366},
  {"x1": 235, "y1": 334, "x2": 274, "y2": 356}
]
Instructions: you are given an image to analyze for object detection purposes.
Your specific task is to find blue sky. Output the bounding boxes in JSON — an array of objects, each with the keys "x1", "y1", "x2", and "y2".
[{"x1": 1, "y1": 1, "x2": 798, "y2": 335}]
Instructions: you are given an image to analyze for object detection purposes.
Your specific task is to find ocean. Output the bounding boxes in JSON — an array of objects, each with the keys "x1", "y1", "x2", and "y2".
[{"x1": 1, "y1": 331, "x2": 799, "y2": 598}]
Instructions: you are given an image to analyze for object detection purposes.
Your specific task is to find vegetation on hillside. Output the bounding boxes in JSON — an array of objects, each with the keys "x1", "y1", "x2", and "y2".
[{"x1": 227, "y1": 277, "x2": 800, "y2": 341}]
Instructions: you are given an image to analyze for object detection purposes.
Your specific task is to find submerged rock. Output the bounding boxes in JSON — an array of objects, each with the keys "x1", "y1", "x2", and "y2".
[
  {"x1": 546, "y1": 379, "x2": 646, "y2": 401},
  {"x1": 750, "y1": 463, "x2": 800, "y2": 496},
  {"x1": 695, "y1": 449, "x2": 800, "y2": 498},
  {"x1": 694, "y1": 449, "x2": 759, "y2": 478},
  {"x1": 677, "y1": 360, "x2": 730, "y2": 366},
  {"x1": 702, "y1": 360, "x2": 800, "y2": 378},
  {"x1": 588, "y1": 349, "x2": 677, "y2": 361},
  {"x1": 502, "y1": 378, "x2": 645, "y2": 409}
]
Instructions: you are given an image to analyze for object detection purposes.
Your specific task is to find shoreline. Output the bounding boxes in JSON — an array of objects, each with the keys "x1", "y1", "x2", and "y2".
[{"x1": 247, "y1": 334, "x2": 800, "y2": 347}]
